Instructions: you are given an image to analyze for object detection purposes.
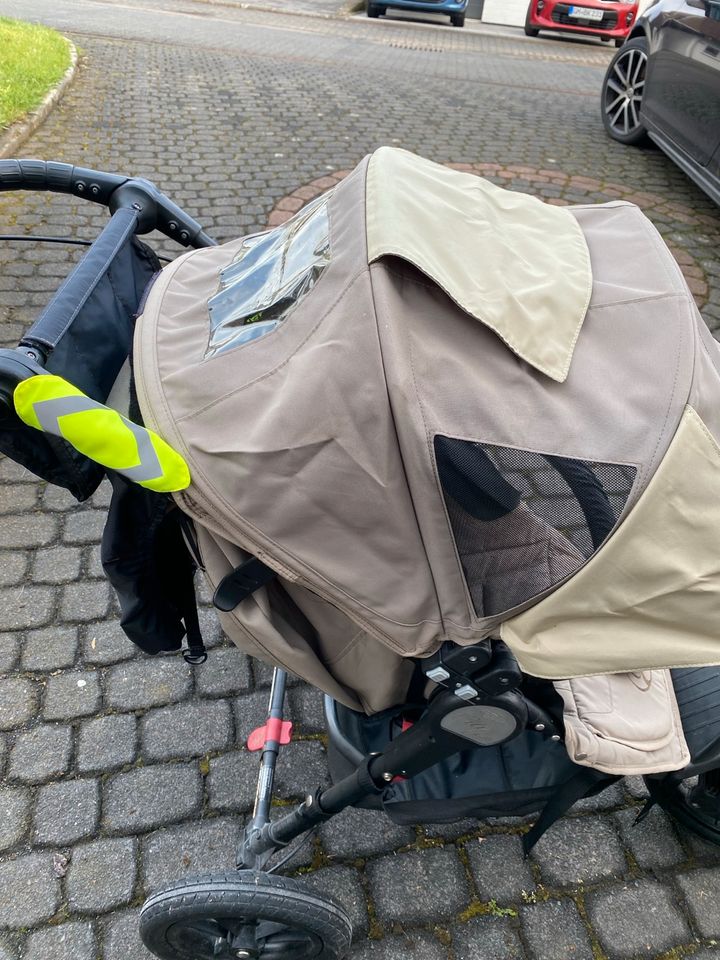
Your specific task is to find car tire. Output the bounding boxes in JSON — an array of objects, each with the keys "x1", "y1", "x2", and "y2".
[
  {"x1": 451, "y1": 12, "x2": 465, "y2": 25},
  {"x1": 614, "y1": 37, "x2": 624, "y2": 47},
  {"x1": 524, "y1": 25, "x2": 540, "y2": 36},
  {"x1": 367, "y1": 3, "x2": 379, "y2": 15},
  {"x1": 601, "y1": 36, "x2": 649, "y2": 146}
]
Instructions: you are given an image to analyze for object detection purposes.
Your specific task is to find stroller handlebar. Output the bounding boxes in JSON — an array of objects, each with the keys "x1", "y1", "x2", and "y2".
[{"x1": 0, "y1": 159, "x2": 216, "y2": 249}]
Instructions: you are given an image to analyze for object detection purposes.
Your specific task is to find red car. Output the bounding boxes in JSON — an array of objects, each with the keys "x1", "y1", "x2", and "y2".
[{"x1": 525, "y1": 0, "x2": 639, "y2": 46}]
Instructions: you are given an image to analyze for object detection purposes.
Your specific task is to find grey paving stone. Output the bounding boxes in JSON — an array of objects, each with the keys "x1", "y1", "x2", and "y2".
[
  {"x1": 63, "y1": 510, "x2": 107, "y2": 544},
  {"x1": 682, "y1": 829, "x2": 720, "y2": 865},
  {"x1": 676, "y1": 868, "x2": 720, "y2": 938},
  {"x1": 0, "y1": 938, "x2": 16, "y2": 960},
  {"x1": 253, "y1": 659, "x2": 300, "y2": 689},
  {"x1": 321, "y1": 806, "x2": 415, "y2": 860},
  {"x1": 0, "y1": 734, "x2": 7, "y2": 775},
  {"x1": 194, "y1": 647, "x2": 252, "y2": 697},
  {"x1": 0, "y1": 634, "x2": 19, "y2": 673},
  {"x1": 21, "y1": 625, "x2": 78, "y2": 671},
  {"x1": 207, "y1": 749, "x2": 259, "y2": 813},
  {"x1": 77, "y1": 713, "x2": 137, "y2": 773},
  {"x1": 60, "y1": 580, "x2": 111, "y2": 622},
  {"x1": 350, "y1": 931, "x2": 448, "y2": 959},
  {"x1": 614, "y1": 805, "x2": 686, "y2": 870},
  {"x1": 623, "y1": 776, "x2": 649, "y2": 800},
  {"x1": 43, "y1": 669, "x2": 102, "y2": 720},
  {"x1": 103, "y1": 763, "x2": 202, "y2": 834},
  {"x1": 368, "y1": 848, "x2": 470, "y2": 923},
  {"x1": 141, "y1": 699, "x2": 233, "y2": 761},
  {"x1": 450, "y1": 916, "x2": 524, "y2": 960},
  {"x1": 41, "y1": 483, "x2": 77, "y2": 511},
  {"x1": 289, "y1": 685, "x2": 326, "y2": 733},
  {"x1": 0, "y1": 512, "x2": 57, "y2": 548},
  {"x1": 234, "y1": 690, "x2": 275, "y2": 745},
  {"x1": 422, "y1": 818, "x2": 483, "y2": 840},
  {"x1": 83, "y1": 620, "x2": 138, "y2": 665},
  {"x1": 466, "y1": 834, "x2": 535, "y2": 904},
  {"x1": 0, "y1": 585, "x2": 55, "y2": 629},
  {"x1": 142, "y1": 817, "x2": 241, "y2": 892},
  {"x1": 34, "y1": 778, "x2": 100, "y2": 845},
  {"x1": 103, "y1": 908, "x2": 155, "y2": 960},
  {"x1": 85, "y1": 542, "x2": 104, "y2": 578},
  {"x1": 586, "y1": 879, "x2": 691, "y2": 958},
  {"x1": 275, "y1": 740, "x2": 330, "y2": 798},
  {"x1": 0, "y1": 852, "x2": 60, "y2": 928},
  {"x1": 196, "y1": 606, "x2": 229, "y2": 649},
  {"x1": 572, "y1": 781, "x2": 626, "y2": 813},
  {"x1": 531, "y1": 816, "x2": 627, "y2": 886},
  {"x1": 0, "y1": 485, "x2": 37, "y2": 514},
  {"x1": 305, "y1": 865, "x2": 369, "y2": 936},
  {"x1": 0, "y1": 786, "x2": 30, "y2": 851},
  {"x1": 31, "y1": 545, "x2": 81, "y2": 583},
  {"x1": 692, "y1": 949, "x2": 720, "y2": 959},
  {"x1": 8, "y1": 724, "x2": 72, "y2": 783},
  {"x1": 0, "y1": 676, "x2": 38, "y2": 730},
  {"x1": 105, "y1": 657, "x2": 192, "y2": 711},
  {"x1": 0, "y1": 552, "x2": 27, "y2": 587},
  {"x1": 67, "y1": 836, "x2": 137, "y2": 913},
  {"x1": 520, "y1": 899, "x2": 593, "y2": 960},
  {"x1": 23, "y1": 921, "x2": 95, "y2": 960}
]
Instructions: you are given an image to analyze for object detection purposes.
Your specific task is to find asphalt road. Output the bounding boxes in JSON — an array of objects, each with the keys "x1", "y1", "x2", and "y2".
[{"x1": 0, "y1": 3, "x2": 719, "y2": 959}]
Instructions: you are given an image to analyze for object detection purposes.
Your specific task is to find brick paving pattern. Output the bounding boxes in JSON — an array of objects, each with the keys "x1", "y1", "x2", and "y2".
[{"x1": 0, "y1": 2, "x2": 719, "y2": 957}]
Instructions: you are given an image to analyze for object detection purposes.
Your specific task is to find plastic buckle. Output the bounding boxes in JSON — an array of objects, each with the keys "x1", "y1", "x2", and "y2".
[{"x1": 247, "y1": 719, "x2": 293, "y2": 752}]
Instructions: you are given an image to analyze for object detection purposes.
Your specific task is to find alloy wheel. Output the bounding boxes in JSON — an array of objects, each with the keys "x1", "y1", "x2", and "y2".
[{"x1": 603, "y1": 45, "x2": 647, "y2": 139}]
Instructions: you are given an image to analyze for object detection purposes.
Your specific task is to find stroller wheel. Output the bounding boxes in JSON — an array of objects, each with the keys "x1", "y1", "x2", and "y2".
[
  {"x1": 140, "y1": 870, "x2": 353, "y2": 960},
  {"x1": 646, "y1": 770, "x2": 720, "y2": 846}
]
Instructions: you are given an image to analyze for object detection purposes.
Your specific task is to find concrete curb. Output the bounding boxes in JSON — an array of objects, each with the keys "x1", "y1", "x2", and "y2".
[{"x1": 0, "y1": 38, "x2": 79, "y2": 161}]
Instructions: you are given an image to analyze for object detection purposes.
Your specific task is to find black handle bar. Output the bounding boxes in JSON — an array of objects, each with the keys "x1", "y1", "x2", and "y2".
[{"x1": 0, "y1": 159, "x2": 215, "y2": 249}]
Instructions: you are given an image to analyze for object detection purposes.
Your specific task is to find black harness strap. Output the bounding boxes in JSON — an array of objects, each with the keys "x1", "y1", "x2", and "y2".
[
  {"x1": 213, "y1": 556, "x2": 277, "y2": 612},
  {"x1": 522, "y1": 768, "x2": 617, "y2": 855}
]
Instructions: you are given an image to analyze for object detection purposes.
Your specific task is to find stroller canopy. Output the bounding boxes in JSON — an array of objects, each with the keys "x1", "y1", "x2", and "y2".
[{"x1": 135, "y1": 148, "x2": 720, "y2": 681}]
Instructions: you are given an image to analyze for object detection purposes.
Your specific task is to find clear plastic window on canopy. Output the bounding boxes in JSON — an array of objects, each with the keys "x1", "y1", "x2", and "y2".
[{"x1": 205, "y1": 193, "x2": 332, "y2": 358}]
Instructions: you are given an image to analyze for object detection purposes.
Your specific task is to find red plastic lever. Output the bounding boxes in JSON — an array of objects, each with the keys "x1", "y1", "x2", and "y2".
[{"x1": 247, "y1": 719, "x2": 293, "y2": 752}]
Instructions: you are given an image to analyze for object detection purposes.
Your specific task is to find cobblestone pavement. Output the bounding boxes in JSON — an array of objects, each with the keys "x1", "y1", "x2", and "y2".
[{"x1": 0, "y1": 2, "x2": 719, "y2": 958}]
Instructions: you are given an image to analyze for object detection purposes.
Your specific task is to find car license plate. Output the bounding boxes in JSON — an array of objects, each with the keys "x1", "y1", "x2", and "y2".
[{"x1": 567, "y1": 5, "x2": 604, "y2": 18}]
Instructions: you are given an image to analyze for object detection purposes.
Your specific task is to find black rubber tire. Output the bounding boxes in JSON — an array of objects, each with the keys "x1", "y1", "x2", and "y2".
[
  {"x1": 646, "y1": 776, "x2": 720, "y2": 847},
  {"x1": 366, "y1": 3, "x2": 379, "y2": 16},
  {"x1": 524, "y1": 25, "x2": 540, "y2": 35},
  {"x1": 140, "y1": 871, "x2": 353, "y2": 960},
  {"x1": 614, "y1": 37, "x2": 624, "y2": 47},
  {"x1": 451, "y1": 12, "x2": 465, "y2": 26},
  {"x1": 600, "y1": 36, "x2": 649, "y2": 146}
]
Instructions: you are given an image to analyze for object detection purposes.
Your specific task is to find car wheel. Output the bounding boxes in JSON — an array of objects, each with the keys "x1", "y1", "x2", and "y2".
[
  {"x1": 366, "y1": 3, "x2": 379, "y2": 15},
  {"x1": 601, "y1": 36, "x2": 649, "y2": 146},
  {"x1": 524, "y1": 25, "x2": 540, "y2": 36},
  {"x1": 614, "y1": 37, "x2": 624, "y2": 47},
  {"x1": 451, "y1": 12, "x2": 465, "y2": 25}
]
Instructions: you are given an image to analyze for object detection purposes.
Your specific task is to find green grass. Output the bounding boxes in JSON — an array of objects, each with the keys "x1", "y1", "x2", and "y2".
[{"x1": 0, "y1": 17, "x2": 72, "y2": 129}]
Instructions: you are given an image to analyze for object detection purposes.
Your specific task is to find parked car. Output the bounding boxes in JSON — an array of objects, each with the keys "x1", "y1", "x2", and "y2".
[
  {"x1": 525, "y1": 0, "x2": 639, "y2": 45},
  {"x1": 366, "y1": 0, "x2": 468, "y2": 27},
  {"x1": 601, "y1": 0, "x2": 720, "y2": 205}
]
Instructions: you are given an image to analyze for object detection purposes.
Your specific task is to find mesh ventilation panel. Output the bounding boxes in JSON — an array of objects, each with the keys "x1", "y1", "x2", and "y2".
[{"x1": 435, "y1": 437, "x2": 637, "y2": 618}]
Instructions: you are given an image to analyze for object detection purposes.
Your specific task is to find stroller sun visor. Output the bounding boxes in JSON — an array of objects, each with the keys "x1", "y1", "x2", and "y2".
[
  {"x1": 134, "y1": 147, "x2": 720, "y2": 705},
  {"x1": 365, "y1": 147, "x2": 592, "y2": 383}
]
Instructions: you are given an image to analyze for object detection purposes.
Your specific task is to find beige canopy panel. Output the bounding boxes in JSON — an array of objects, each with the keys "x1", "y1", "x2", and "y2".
[
  {"x1": 135, "y1": 148, "x2": 720, "y2": 713},
  {"x1": 501, "y1": 405, "x2": 720, "y2": 678},
  {"x1": 366, "y1": 147, "x2": 592, "y2": 383}
]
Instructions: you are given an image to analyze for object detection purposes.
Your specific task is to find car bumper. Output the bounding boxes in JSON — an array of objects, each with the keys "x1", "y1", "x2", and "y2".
[{"x1": 529, "y1": 0, "x2": 636, "y2": 38}]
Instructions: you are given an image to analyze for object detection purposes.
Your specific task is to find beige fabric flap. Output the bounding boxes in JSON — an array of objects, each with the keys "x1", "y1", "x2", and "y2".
[
  {"x1": 554, "y1": 671, "x2": 690, "y2": 775},
  {"x1": 365, "y1": 147, "x2": 592, "y2": 382},
  {"x1": 501, "y1": 405, "x2": 720, "y2": 678}
]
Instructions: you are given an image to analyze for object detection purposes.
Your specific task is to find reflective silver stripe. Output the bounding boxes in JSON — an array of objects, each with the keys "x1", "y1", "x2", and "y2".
[{"x1": 32, "y1": 395, "x2": 163, "y2": 484}]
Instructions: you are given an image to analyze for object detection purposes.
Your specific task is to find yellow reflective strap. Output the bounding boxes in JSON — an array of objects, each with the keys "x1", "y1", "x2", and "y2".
[{"x1": 14, "y1": 374, "x2": 190, "y2": 493}]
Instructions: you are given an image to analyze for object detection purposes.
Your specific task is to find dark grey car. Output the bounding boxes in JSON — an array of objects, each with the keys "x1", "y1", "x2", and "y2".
[{"x1": 601, "y1": 0, "x2": 720, "y2": 205}]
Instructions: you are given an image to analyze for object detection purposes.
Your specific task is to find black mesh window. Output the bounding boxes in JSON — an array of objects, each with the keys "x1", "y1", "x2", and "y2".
[{"x1": 435, "y1": 437, "x2": 636, "y2": 618}]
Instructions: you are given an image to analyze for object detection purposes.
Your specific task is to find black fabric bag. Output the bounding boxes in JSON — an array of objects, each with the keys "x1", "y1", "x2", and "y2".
[{"x1": 101, "y1": 472, "x2": 204, "y2": 658}]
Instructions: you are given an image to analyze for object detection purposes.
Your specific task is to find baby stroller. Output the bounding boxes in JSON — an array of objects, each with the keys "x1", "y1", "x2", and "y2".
[{"x1": 2, "y1": 149, "x2": 720, "y2": 960}]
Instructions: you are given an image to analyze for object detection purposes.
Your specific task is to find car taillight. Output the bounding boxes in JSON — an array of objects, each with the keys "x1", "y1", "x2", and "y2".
[{"x1": 625, "y1": 10, "x2": 633, "y2": 22}]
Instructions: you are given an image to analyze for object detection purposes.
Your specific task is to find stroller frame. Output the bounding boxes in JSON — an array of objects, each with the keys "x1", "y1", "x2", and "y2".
[{"x1": 3, "y1": 159, "x2": 720, "y2": 960}]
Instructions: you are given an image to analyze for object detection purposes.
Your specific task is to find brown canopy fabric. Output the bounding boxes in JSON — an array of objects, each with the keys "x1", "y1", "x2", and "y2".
[{"x1": 134, "y1": 148, "x2": 720, "y2": 715}]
